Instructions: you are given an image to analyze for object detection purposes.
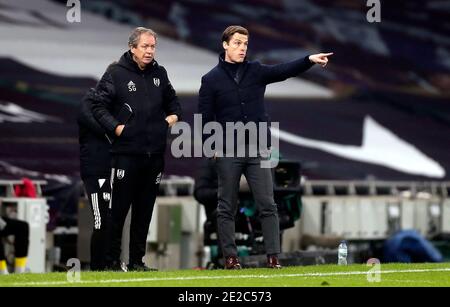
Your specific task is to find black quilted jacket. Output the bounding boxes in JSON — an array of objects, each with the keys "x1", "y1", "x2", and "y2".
[{"x1": 92, "y1": 51, "x2": 181, "y2": 155}]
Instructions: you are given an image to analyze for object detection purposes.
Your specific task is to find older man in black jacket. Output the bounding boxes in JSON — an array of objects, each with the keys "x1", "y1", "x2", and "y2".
[
  {"x1": 198, "y1": 25, "x2": 332, "y2": 269},
  {"x1": 92, "y1": 27, "x2": 181, "y2": 271}
]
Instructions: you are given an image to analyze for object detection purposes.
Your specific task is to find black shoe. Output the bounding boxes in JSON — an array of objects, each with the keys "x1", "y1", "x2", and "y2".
[
  {"x1": 105, "y1": 261, "x2": 127, "y2": 272},
  {"x1": 127, "y1": 263, "x2": 158, "y2": 272}
]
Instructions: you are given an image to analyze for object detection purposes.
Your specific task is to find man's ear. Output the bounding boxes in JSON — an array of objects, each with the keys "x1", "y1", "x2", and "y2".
[
  {"x1": 130, "y1": 46, "x2": 136, "y2": 56},
  {"x1": 222, "y1": 41, "x2": 228, "y2": 50}
]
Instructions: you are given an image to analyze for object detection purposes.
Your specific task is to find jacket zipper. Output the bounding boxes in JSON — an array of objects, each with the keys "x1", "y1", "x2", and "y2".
[{"x1": 142, "y1": 73, "x2": 152, "y2": 151}]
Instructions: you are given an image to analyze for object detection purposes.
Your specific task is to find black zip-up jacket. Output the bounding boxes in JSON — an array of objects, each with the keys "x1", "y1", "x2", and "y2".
[
  {"x1": 92, "y1": 51, "x2": 182, "y2": 155},
  {"x1": 198, "y1": 53, "x2": 314, "y2": 153},
  {"x1": 77, "y1": 88, "x2": 111, "y2": 179}
]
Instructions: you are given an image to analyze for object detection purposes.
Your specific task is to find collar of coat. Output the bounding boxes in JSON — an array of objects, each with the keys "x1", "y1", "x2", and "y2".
[
  {"x1": 218, "y1": 52, "x2": 249, "y2": 84},
  {"x1": 218, "y1": 52, "x2": 248, "y2": 67},
  {"x1": 117, "y1": 50, "x2": 159, "y2": 74}
]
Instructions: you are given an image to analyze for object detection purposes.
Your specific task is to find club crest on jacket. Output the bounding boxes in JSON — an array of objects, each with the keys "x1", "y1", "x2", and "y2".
[
  {"x1": 155, "y1": 172, "x2": 162, "y2": 184},
  {"x1": 117, "y1": 169, "x2": 125, "y2": 179},
  {"x1": 103, "y1": 192, "x2": 111, "y2": 201}
]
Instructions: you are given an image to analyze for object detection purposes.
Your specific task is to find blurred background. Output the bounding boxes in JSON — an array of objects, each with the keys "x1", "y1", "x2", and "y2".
[{"x1": 0, "y1": 0, "x2": 449, "y2": 272}]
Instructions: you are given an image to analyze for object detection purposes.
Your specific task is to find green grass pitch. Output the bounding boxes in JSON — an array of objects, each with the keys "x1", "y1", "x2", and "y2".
[{"x1": 1, "y1": 263, "x2": 449, "y2": 287}]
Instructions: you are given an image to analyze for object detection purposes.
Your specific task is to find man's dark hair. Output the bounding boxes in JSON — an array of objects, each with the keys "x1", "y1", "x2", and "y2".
[{"x1": 221, "y1": 25, "x2": 249, "y2": 43}]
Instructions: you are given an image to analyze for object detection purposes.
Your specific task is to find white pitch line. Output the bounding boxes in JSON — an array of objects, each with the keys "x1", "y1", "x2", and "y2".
[
  {"x1": 10, "y1": 267, "x2": 450, "y2": 287},
  {"x1": 384, "y1": 279, "x2": 437, "y2": 284}
]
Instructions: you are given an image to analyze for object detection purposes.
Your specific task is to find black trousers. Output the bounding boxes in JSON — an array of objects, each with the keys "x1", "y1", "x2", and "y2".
[
  {"x1": 216, "y1": 156, "x2": 280, "y2": 258},
  {"x1": 82, "y1": 176, "x2": 112, "y2": 271},
  {"x1": 0, "y1": 217, "x2": 29, "y2": 261},
  {"x1": 108, "y1": 154, "x2": 164, "y2": 266}
]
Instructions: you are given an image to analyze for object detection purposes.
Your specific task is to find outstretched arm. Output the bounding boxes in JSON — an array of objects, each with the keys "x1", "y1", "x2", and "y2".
[
  {"x1": 259, "y1": 52, "x2": 333, "y2": 84},
  {"x1": 308, "y1": 52, "x2": 333, "y2": 67}
]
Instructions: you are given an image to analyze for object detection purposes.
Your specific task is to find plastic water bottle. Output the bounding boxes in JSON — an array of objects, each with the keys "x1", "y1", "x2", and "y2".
[{"x1": 338, "y1": 241, "x2": 348, "y2": 265}]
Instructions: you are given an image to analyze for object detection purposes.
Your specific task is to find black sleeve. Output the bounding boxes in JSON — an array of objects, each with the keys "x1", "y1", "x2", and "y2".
[
  {"x1": 77, "y1": 88, "x2": 108, "y2": 138},
  {"x1": 259, "y1": 55, "x2": 314, "y2": 85},
  {"x1": 161, "y1": 67, "x2": 182, "y2": 120},
  {"x1": 91, "y1": 69, "x2": 120, "y2": 135},
  {"x1": 198, "y1": 76, "x2": 216, "y2": 145}
]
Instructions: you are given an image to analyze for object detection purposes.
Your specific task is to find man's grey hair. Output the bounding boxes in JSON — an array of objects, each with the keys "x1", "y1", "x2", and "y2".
[{"x1": 128, "y1": 27, "x2": 157, "y2": 48}]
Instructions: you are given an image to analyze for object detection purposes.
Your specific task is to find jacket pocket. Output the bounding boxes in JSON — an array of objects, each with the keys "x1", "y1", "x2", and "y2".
[
  {"x1": 116, "y1": 103, "x2": 134, "y2": 125},
  {"x1": 115, "y1": 123, "x2": 132, "y2": 144},
  {"x1": 120, "y1": 124, "x2": 129, "y2": 138}
]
